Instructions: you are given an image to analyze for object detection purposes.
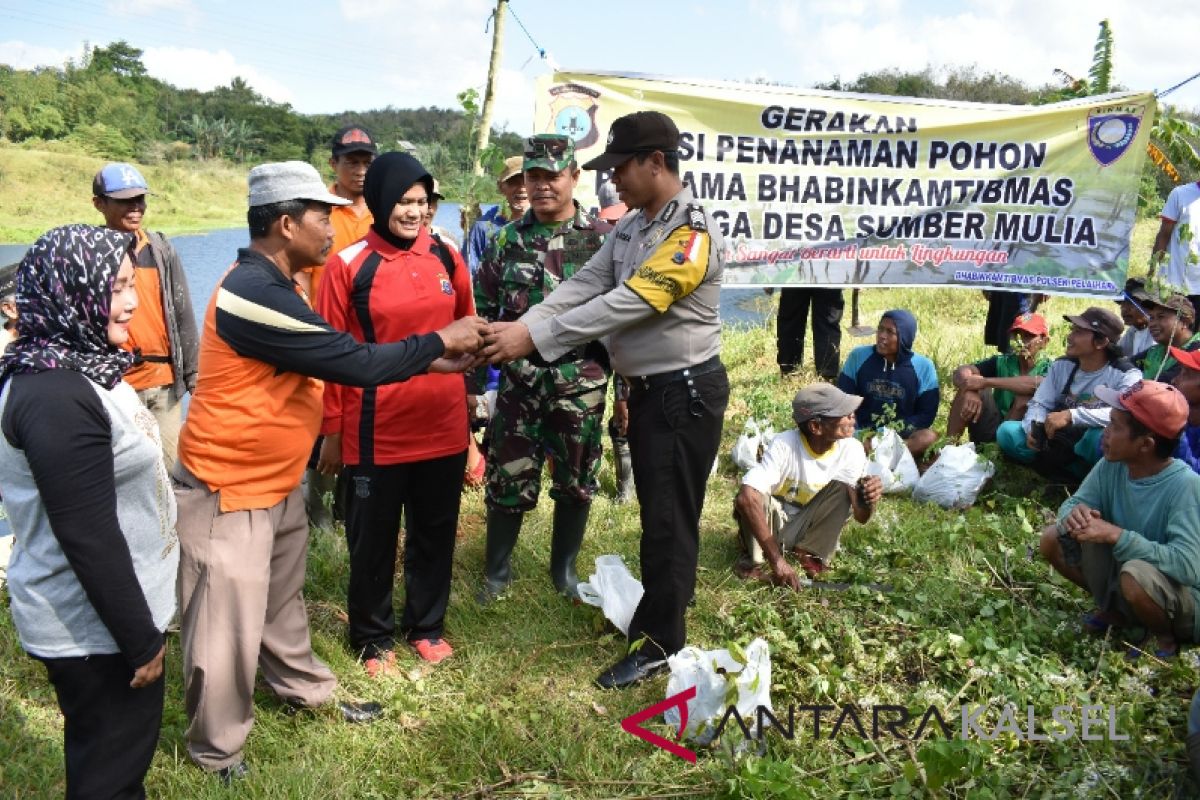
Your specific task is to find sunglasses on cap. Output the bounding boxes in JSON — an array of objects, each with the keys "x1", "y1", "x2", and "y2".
[{"x1": 524, "y1": 136, "x2": 571, "y2": 159}]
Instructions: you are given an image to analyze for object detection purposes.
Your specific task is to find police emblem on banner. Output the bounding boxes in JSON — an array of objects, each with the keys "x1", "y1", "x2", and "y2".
[
  {"x1": 547, "y1": 83, "x2": 601, "y2": 149},
  {"x1": 1087, "y1": 108, "x2": 1142, "y2": 166}
]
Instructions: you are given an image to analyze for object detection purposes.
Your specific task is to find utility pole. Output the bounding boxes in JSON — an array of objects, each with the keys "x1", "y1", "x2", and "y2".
[{"x1": 474, "y1": 0, "x2": 506, "y2": 175}]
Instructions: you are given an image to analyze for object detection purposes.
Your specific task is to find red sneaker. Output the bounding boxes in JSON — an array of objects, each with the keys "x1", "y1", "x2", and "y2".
[
  {"x1": 363, "y1": 650, "x2": 397, "y2": 678},
  {"x1": 411, "y1": 638, "x2": 453, "y2": 664}
]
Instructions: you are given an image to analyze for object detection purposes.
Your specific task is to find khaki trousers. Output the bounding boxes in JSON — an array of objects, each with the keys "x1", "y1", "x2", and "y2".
[
  {"x1": 137, "y1": 385, "x2": 182, "y2": 472},
  {"x1": 1080, "y1": 543, "x2": 1197, "y2": 643},
  {"x1": 174, "y1": 467, "x2": 336, "y2": 771},
  {"x1": 736, "y1": 481, "x2": 853, "y2": 565}
]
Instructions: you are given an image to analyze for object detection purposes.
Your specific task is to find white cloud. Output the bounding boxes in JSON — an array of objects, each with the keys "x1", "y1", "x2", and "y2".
[
  {"x1": 333, "y1": 0, "x2": 540, "y2": 129},
  {"x1": 107, "y1": 0, "x2": 193, "y2": 13},
  {"x1": 140, "y1": 46, "x2": 294, "y2": 104},
  {"x1": 0, "y1": 41, "x2": 79, "y2": 70},
  {"x1": 749, "y1": 0, "x2": 1200, "y2": 110}
]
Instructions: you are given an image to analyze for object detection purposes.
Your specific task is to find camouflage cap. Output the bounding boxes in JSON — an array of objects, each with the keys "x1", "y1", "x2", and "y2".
[{"x1": 523, "y1": 134, "x2": 575, "y2": 172}]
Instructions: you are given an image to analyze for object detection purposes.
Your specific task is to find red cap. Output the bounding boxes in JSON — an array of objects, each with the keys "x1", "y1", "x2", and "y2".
[
  {"x1": 1095, "y1": 380, "x2": 1189, "y2": 439},
  {"x1": 599, "y1": 202, "x2": 628, "y2": 222},
  {"x1": 1169, "y1": 346, "x2": 1200, "y2": 373},
  {"x1": 1009, "y1": 312, "x2": 1048, "y2": 336}
]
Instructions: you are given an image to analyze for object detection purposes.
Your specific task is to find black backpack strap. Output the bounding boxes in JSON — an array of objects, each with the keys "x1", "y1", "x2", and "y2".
[
  {"x1": 350, "y1": 251, "x2": 384, "y2": 465},
  {"x1": 429, "y1": 234, "x2": 456, "y2": 282},
  {"x1": 1055, "y1": 359, "x2": 1081, "y2": 410}
]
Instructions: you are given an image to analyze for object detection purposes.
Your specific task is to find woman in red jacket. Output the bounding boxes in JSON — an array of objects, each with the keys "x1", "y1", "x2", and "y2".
[{"x1": 317, "y1": 153, "x2": 474, "y2": 674}]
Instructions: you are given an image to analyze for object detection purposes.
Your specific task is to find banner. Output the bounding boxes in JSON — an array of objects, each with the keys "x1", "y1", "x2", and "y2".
[{"x1": 534, "y1": 72, "x2": 1155, "y2": 297}]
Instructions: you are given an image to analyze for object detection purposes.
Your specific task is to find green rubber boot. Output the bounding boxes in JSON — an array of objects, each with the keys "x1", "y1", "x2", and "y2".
[
  {"x1": 550, "y1": 501, "x2": 590, "y2": 600},
  {"x1": 477, "y1": 509, "x2": 523, "y2": 605}
]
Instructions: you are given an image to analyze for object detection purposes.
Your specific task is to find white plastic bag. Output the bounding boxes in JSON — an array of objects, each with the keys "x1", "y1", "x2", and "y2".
[
  {"x1": 663, "y1": 638, "x2": 772, "y2": 744},
  {"x1": 913, "y1": 442, "x2": 995, "y2": 509},
  {"x1": 866, "y1": 428, "x2": 920, "y2": 494},
  {"x1": 731, "y1": 419, "x2": 775, "y2": 471},
  {"x1": 577, "y1": 555, "x2": 643, "y2": 635}
]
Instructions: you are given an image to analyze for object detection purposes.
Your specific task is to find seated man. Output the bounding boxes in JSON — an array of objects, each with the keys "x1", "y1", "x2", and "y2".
[
  {"x1": 837, "y1": 309, "x2": 939, "y2": 458},
  {"x1": 1132, "y1": 294, "x2": 1200, "y2": 383},
  {"x1": 997, "y1": 308, "x2": 1141, "y2": 483},
  {"x1": 734, "y1": 384, "x2": 883, "y2": 588},
  {"x1": 1039, "y1": 380, "x2": 1200, "y2": 659},
  {"x1": 947, "y1": 312, "x2": 1051, "y2": 443},
  {"x1": 1116, "y1": 277, "x2": 1155, "y2": 358},
  {"x1": 1171, "y1": 346, "x2": 1200, "y2": 473},
  {"x1": 1173, "y1": 355, "x2": 1200, "y2": 788}
]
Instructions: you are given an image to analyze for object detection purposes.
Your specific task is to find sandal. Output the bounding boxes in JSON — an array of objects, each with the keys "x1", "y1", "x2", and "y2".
[
  {"x1": 1126, "y1": 634, "x2": 1179, "y2": 661},
  {"x1": 1081, "y1": 610, "x2": 1116, "y2": 636}
]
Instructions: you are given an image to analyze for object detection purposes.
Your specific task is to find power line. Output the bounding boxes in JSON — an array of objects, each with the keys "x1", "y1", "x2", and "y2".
[
  {"x1": 1158, "y1": 70, "x2": 1200, "y2": 100},
  {"x1": 505, "y1": 1, "x2": 549, "y2": 64}
]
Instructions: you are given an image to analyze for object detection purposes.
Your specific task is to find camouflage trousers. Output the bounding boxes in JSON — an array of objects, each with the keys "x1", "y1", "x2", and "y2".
[{"x1": 484, "y1": 360, "x2": 608, "y2": 512}]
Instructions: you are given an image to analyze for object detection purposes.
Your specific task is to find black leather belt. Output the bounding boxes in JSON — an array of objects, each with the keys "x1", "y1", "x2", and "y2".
[{"x1": 629, "y1": 355, "x2": 723, "y2": 392}]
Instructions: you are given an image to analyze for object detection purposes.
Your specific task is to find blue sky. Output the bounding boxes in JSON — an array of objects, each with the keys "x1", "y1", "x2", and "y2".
[{"x1": 1, "y1": 0, "x2": 1197, "y2": 133}]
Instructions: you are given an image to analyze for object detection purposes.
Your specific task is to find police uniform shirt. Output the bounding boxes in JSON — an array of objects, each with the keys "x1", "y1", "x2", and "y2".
[{"x1": 522, "y1": 186, "x2": 723, "y2": 377}]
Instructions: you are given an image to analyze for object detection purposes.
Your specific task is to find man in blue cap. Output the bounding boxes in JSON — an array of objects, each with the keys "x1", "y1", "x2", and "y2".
[{"x1": 92, "y1": 162, "x2": 198, "y2": 470}]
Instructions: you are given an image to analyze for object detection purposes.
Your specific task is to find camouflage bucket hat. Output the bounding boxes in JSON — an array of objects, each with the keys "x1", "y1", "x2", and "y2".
[{"x1": 523, "y1": 134, "x2": 575, "y2": 172}]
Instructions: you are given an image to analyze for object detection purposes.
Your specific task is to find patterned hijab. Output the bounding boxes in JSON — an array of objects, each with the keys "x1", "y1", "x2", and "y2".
[{"x1": 0, "y1": 224, "x2": 136, "y2": 390}]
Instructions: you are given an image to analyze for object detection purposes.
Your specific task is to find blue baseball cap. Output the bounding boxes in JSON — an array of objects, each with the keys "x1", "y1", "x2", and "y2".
[{"x1": 92, "y1": 163, "x2": 151, "y2": 199}]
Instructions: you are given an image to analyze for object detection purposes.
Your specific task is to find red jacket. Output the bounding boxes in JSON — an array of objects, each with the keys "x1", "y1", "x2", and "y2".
[{"x1": 318, "y1": 228, "x2": 474, "y2": 465}]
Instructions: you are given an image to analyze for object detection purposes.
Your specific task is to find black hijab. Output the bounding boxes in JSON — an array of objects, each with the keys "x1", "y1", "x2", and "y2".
[
  {"x1": 363, "y1": 152, "x2": 435, "y2": 249},
  {"x1": 0, "y1": 224, "x2": 135, "y2": 390}
]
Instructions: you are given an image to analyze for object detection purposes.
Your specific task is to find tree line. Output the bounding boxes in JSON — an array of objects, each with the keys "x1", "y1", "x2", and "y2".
[
  {"x1": 1, "y1": 36, "x2": 1196, "y2": 211},
  {"x1": 0, "y1": 41, "x2": 522, "y2": 202}
]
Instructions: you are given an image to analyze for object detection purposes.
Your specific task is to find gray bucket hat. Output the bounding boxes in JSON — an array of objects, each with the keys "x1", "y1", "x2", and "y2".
[
  {"x1": 248, "y1": 161, "x2": 351, "y2": 207},
  {"x1": 792, "y1": 384, "x2": 862, "y2": 425}
]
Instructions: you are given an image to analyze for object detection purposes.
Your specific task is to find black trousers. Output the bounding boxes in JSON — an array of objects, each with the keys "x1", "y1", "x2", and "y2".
[
  {"x1": 777, "y1": 288, "x2": 844, "y2": 378},
  {"x1": 626, "y1": 366, "x2": 729, "y2": 659},
  {"x1": 35, "y1": 643, "x2": 165, "y2": 800},
  {"x1": 344, "y1": 450, "x2": 467, "y2": 657}
]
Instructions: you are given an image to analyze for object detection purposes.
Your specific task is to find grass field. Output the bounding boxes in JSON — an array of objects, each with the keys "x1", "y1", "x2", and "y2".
[
  {"x1": 0, "y1": 144, "x2": 247, "y2": 244},
  {"x1": 4, "y1": 219, "x2": 1196, "y2": 798}
]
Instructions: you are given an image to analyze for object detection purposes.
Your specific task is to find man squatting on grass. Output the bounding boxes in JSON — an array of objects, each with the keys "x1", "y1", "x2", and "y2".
[
  {"x1": 734, "y1": 384, "x2": 883, "y2": 589},
  {"x1": 1039, "y1": 380, "x2": 1200, "y2": 661},
  {"x1": 996, "y1": 307, "x2": 1141, "y2": 483},
  {"x1": 1129, "y1": 293, "x2": 1200, "y2": 383},
  {"x1": 946, "y1": 312, "x2": 1051, "y2": 445},
  {"x1": 1166, "y1": 348, "x2": 1200, "y2": 780},
  {"x1": 836, "y1": 309, "x2": 939, "y2": 459}
]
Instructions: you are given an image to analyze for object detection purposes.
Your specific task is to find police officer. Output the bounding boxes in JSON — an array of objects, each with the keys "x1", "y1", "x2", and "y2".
[
  {"x1": 483, "y1": 111, "x2": 729, "y2": 689},
  {"x1": 472, "y1": 134, "x2": 613, "y2": 603}
]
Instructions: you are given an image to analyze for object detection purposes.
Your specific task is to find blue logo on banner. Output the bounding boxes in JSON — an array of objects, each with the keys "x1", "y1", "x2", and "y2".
[{"x1": 1088, "y1": 111, "x2": 1141, "y2": 166}]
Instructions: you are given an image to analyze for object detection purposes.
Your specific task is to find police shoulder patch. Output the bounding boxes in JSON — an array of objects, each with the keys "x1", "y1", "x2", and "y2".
[
  {"x1": 623, "y1": 225, "x2": 711, "y2": 313},
  {"x1": 686, "y1": 204, "x2": 707, "y2": 232}
]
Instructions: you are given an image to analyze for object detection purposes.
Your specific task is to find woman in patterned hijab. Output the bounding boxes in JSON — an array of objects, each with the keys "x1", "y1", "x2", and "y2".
[
  {"x1": 0, "y1": 223, "x2": 135, "y2": 388},
  {"x1": 0, "y1": 223, "x2": 179, "y2": 798}
]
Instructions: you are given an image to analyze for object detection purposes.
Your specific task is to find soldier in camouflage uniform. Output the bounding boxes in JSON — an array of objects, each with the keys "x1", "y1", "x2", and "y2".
[{"x1": 472, "y1": 134, "x2": 613, "y2": 603}]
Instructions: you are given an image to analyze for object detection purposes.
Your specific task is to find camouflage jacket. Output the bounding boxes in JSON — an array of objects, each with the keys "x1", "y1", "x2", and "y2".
[
  {"x1": 471, "y1": 202, "x2": 612, "y2": 393},
  {"x1": 474, "y1": 202, "x2": 611, "y2": 321}
]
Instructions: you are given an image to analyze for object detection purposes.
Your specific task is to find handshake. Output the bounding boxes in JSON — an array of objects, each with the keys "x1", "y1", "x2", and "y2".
[{"x1": 427, "y1": 316, "x2": 537, "y2": 373}]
